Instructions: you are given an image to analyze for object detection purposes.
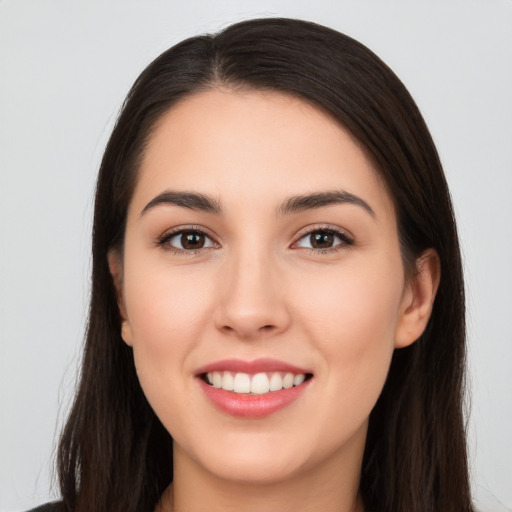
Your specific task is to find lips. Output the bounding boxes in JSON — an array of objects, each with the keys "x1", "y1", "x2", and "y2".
[
  {"x1": 195, "y1": 358, "x2": 313, "y2": 418},
  {"x1": 196, "y1": 358, "x2": 311, "y2": 375}
]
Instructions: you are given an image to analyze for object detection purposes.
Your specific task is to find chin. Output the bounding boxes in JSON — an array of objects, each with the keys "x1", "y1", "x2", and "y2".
[
  {"x1": 181, "y1": 429, "x2": 311, "y2": 485},
  {"x1": 204, "y1": 452, "x2": 305, "y2": 485}
]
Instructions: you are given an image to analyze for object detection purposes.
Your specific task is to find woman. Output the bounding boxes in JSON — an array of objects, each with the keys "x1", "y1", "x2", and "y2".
[{"x1": 33, "y1": 17, "x2": 473, "y2": 512}]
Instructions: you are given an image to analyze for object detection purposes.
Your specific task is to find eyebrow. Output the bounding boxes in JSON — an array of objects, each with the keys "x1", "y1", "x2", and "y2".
[
  {"x1": 141, "y1": 189, "x2": 375, "y2": 218},
  {"x1": 277, "y1": 190, "x2": 375, "y2": 217},
  {"x1": 141, "y1": 191, "x2": 222, "y2": 216}
]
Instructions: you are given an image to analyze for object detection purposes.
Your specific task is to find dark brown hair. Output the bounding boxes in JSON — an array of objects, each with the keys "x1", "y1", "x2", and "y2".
[{"x1": 57, "y1": 18, "x2": 473, "y2": 512}]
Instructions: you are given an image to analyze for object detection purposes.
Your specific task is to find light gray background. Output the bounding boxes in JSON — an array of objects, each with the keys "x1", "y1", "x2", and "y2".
[{"x1": 1, "y1": 1, "x2": 511, "y2": 511}]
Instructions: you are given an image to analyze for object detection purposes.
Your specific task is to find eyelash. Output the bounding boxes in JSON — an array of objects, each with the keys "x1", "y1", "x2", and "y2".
[
  {"x1": 156, "y1": 225, "x2": 353, "y2": 255},
  {"x1": 292, "y1": 226, "x2": 354, "y2": 254},
  {"x1": 156, "y1": 226, "x2": 218, "y2": 255}
]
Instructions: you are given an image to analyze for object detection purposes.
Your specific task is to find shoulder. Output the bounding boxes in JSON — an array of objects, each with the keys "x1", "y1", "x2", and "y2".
[{"x1": 27, "y1": 502, "x2": 63, "y2": 512}]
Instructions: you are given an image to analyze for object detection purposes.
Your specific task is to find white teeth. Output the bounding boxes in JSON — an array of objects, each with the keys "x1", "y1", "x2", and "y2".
[
  {"x1": 233, "y1": 373, "x2": 251, "y2": 393},
  {"x1": 293, "y1": 374, "x2": 305, "y2": 386},
  {"x1": 206, "y1": 371, "x2": 308, "y2": 394},
  {"x1": 269, "y1": 372, "x2": 284, "y2": 392},
  {"x1": 212, "y1": 371, "x2": 222, "y2": 388},
  {"x1": 283, "y1": 372, "x2": 294, "y2": 389},
  {"x1": 250, "y1": 373, "x2": 270, "y2": 394},
  {"x1": 221, "y1": 371, "x2": 234, "y2": 391}
]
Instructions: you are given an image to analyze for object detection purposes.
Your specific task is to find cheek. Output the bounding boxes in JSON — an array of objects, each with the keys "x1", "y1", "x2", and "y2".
[
  {"x1": 122, "y1": 261, "x2": 215, "y2": 403},
  {"x1": 295, "y1": 258, "x2": 403, "y2": 408},
  {"x1": 125, "y1": 259, "x2": 212, "y2": 341},
  {"x1": 298, "y1": 258, "x2": 403, "y2": 343}
]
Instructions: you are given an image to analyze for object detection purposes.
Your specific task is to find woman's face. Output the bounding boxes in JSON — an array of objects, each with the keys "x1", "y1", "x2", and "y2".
[{"x1": 113, "y1": 89, "x2": 422, "y2": 485}]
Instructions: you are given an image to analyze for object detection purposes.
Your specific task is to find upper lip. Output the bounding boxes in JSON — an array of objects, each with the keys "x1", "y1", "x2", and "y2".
[{"x1": 195, "y1": 358, "x2": 312, "y2": 376}]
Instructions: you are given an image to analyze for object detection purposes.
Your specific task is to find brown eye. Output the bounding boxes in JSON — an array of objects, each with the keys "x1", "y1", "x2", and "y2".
[
  {"x1": 163, "y1": 230, "x2": 216, "y2": 251},
  {"x1": 295, "y1": 228, "x2": 352, "y2": 251},
  {"x1": 310, "y1": 232, "x2": 334, "y2": 249},
  {"x1": 181, "y1": 231, "x2": 205, "y2": 249}
]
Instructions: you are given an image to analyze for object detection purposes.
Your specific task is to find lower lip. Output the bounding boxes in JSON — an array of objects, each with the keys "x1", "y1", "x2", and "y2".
[{"x1": 198, "y1": 378, "x2": 312, "y2": 418}]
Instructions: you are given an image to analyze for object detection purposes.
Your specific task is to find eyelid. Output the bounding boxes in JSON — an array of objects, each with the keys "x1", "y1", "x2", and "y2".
[
  {"x1": 155, "y1": 223, "x2": 353, "y2": 254},
  {"x1": 291, "y1": 224, "x2": 354, "y2": 252},
  {"x1": 157, "y1": 225, "x2": 220, "y2": 254}
]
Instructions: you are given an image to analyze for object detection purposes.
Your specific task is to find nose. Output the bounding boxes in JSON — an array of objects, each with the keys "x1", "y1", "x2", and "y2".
[{"x1": 214, "y1": 249, "x2": 291, "y2": 340}]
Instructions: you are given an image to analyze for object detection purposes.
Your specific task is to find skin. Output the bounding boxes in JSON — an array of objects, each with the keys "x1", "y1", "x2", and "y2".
[{"x1": 109, "y1": 89, "x2": 440, "y2": 512}]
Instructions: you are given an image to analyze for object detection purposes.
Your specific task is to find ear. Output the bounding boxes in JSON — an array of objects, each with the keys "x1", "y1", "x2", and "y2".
[
  {"x1": 395, "y1": 249, "x2": 441, "y2": 349},
  {"x1": 107, "y1": 250, "x2": 133, "y2": 346}
]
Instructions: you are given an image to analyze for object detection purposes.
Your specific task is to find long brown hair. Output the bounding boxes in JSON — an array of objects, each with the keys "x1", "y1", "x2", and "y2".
[{"x1": 57, "y1": 18, "x2": 473, "y2": 512}]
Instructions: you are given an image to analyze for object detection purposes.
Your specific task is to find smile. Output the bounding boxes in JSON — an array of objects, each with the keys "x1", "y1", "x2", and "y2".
[
  {"x1": 195, "y1": 359, "x2": 313, "y2": 417},
  {"x1": 204, "y1": 371, "x2": 308, "y2": 395}
]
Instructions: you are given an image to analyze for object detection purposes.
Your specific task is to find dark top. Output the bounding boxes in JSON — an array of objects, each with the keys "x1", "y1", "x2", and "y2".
[{"x1": 27, "y1": 503, "x2": 62, "y2": 512}]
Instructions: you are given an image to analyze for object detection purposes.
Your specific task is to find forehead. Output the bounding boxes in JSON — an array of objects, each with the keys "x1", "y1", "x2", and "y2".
[{"x1": 132, "y1": 89, "x2": 394, "y2": 219}]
